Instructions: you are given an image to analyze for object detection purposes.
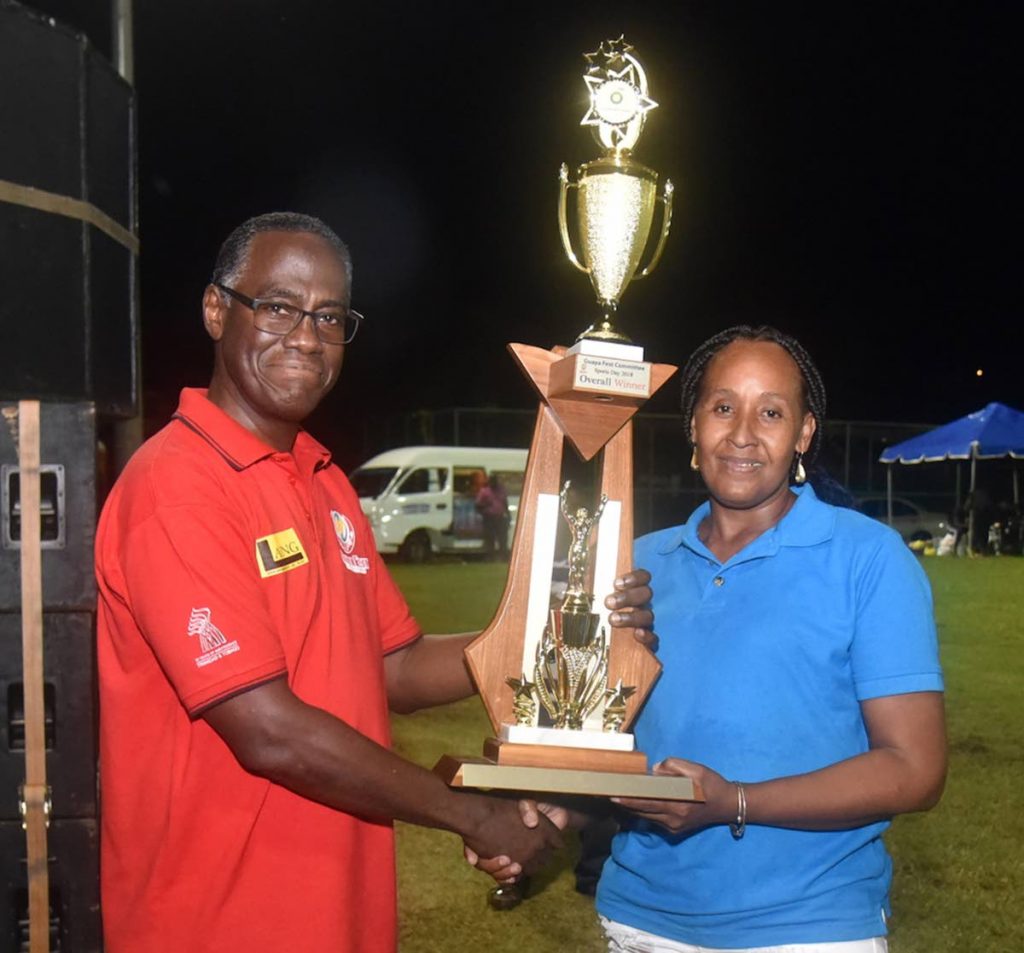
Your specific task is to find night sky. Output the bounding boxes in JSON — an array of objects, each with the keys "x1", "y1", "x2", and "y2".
[{"x1": 27, "y1": 1, "x2": 1021, "y2": 456}]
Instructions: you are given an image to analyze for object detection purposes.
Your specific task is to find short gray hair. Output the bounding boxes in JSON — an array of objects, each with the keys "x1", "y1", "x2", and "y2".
[{"x1": 211, "y1": 212, "x2": 352, "y2": 302}]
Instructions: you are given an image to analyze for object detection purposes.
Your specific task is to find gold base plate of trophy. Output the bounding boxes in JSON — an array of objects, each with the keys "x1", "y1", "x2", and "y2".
[{"x1": 434, "y1": 755, "x2": 702, "y2": 802}]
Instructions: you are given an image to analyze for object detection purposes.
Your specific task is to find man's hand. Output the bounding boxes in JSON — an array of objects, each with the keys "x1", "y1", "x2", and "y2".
[
  {"x1": 605, "y1": 568, "x2": 656, "y2": 650},
  {"x1": 461, "y1": 795, "x2": 563, "y2": 881},
  {"x1": 466, "y1": 798, "x2": 575, "y2": 882}
]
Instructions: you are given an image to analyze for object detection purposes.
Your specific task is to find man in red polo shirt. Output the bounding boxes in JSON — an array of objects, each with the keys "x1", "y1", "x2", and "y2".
[{"x1": 95, "y1": 212, "x2": 653, "y2": 952}]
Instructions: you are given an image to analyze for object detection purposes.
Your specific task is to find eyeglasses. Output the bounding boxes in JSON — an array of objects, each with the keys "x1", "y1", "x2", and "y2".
[{"x1": 213, "y1": 282, "x2": 363, "y2": 345}]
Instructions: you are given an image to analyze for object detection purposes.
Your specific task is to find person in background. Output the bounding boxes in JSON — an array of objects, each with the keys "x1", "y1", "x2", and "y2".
[{"x1": 476, "y1": 473, "x2": 510, "y2": 560}]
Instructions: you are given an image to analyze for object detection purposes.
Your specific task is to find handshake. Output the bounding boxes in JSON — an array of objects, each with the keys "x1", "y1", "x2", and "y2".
[
  {"x1": 460, "y1": 796, "x2": 571, "y2": 885},
  {"x1": 459, "y1": 758, "x2": 723, "y2": 887}
]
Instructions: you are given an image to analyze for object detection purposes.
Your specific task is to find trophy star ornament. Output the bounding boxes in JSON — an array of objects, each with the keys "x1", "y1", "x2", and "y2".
[
  {"x1": 580, "y1": 44, "x2": 658, "y2": 153},
  {"x1": 559, "y1": 38, "x2": 674, "y2": 341}
]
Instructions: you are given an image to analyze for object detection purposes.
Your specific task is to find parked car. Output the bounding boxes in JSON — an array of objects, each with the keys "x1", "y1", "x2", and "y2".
[
  {"x1": 854, "y1": 495, "x2": 948, "y2": 542},
  {"x1": 351, "y1": 446, "x2": 528, "y2": 561}
]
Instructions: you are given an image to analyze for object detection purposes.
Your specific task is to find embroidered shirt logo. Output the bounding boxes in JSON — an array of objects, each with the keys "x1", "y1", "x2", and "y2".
[
  {"x1": 332, "y1": 511, "x2": 356, "y2": 554},
  {"x1": 255, "y1": 527, "x2": 309, "y2": 578},
  {"x1": 187, "y1": 607, "x2": 240, "y2": 668},
  {"x1": 331, "y1": 510, "x2": 369, "y2": 574}
]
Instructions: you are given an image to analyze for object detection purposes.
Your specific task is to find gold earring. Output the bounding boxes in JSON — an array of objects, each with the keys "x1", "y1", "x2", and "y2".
[
  {"x1": 794, "y1": 453, "x2": 806, "y2": 484},
  {"x1": 690, "y1": 447, "x2": 699, "y2": 471}
]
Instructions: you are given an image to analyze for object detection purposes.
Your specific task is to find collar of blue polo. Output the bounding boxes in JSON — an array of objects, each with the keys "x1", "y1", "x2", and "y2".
[{"x1": 658, "y1": 484, "x2": 837, "y2": 565}]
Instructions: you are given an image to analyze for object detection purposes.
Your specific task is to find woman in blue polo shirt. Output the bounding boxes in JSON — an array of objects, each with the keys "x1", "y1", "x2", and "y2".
[{"x1": 595, "y1": 326, "x2": 947, "y2": 953}]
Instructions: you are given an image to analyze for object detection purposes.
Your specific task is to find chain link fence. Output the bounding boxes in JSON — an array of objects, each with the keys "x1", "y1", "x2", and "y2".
[{"x1": 354, "y1": 408, "x2": 983, "y2": 536}]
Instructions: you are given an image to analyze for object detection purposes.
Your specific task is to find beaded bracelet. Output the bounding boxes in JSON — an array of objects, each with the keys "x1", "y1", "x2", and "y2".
[{"x1": 730, "y1": 782, "x2": 747, "y2": 840}]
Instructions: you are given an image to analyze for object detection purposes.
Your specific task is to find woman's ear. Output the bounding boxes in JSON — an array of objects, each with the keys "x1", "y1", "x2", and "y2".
[{"x1": 796, "y1": 411, "x2": 816, "y2": 453}]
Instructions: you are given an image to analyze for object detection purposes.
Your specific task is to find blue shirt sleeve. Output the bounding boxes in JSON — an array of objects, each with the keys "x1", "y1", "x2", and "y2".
[{"x1": 849, "y1": 525, "x2": 944, "y2": 700}]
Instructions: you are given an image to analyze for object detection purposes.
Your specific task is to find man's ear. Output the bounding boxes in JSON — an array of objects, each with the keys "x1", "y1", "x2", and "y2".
[{"x1": 202, "y1": 285, "x2": 226, "y2": 341}]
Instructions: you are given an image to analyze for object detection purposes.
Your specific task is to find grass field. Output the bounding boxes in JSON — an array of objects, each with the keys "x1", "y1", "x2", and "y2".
[{"x1": 388, "y1": 557, "x2": 1024, "y2": 952}]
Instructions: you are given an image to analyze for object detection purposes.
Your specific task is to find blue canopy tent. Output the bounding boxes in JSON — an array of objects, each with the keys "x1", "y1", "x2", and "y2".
[{"x1": 879, "y1": 402, "x2": 1024, "y2": 549}]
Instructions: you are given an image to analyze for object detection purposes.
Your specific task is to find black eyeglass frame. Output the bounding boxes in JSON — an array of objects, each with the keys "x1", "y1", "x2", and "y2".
[{"x1": 213, "y1": 282, "x2": 363, "y2": 345}]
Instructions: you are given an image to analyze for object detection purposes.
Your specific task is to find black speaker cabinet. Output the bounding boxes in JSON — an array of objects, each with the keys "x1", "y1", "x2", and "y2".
[
  {"x1": 0, "y1": 612, "x2": 97, "y2": 821},
  {"x1": 0, "y1": 2, "x2": 137, "y2": 417},
  {"x1": 0, "y1": 402, "x2": 97, "y2": 613},
  {"x1": 0, "y1": 816, "x2": 101, "y2": 952}
]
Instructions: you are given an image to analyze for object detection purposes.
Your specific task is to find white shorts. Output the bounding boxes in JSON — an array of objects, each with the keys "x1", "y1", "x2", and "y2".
[{"x1": 600, "y1": 917, "x2": 889, "y2": 953}]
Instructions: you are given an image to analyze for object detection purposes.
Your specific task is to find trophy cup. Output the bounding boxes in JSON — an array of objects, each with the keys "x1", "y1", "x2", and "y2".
[
  {"x1": 559, "y1": 36, "x2": 673, "y2": 344},
  {"x1": 435, "y1": 39, "x2": 699, "y2": 802}
]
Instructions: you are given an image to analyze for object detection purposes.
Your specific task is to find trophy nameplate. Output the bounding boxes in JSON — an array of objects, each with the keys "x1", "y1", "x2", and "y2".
[{"x1": 434, "y1": 39, "x2": 701, "y2": 804}]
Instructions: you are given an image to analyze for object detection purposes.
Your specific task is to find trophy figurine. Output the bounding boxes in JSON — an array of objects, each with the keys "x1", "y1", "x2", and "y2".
[
  {"x1": 435, "y1": 40, "x2": 700, "y2": 802},
  {"x1": 520, "y1": 484, "x2": 611, "y2": 735}
]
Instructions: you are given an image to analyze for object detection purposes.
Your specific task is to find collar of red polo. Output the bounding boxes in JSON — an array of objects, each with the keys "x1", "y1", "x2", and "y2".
[{"x1": 172, "y1": 387, "x2": 332, "y2": 473}]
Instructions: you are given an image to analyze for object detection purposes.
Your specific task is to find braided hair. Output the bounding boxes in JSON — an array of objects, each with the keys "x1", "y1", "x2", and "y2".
[{"x1": 680, "y1": 325, "x2": 827, "y2": 466}]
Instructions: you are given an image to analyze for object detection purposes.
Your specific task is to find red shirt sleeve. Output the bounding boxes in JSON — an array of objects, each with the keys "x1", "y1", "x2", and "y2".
[
  {"x1": 119, "y1": 499, "x2": 288, "y2": 715},
  {"x1": 368, "y1": 546, "x2": 421, "y2": 655}
]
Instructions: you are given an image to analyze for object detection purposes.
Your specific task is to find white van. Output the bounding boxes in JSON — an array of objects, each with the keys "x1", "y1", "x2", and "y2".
[{"x1": 351, "y1": 446, "x2": 528, "y2": 561}]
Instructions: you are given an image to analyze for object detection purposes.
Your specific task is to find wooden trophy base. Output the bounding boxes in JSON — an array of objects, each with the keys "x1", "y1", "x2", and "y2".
[
  {"x1": 484, "y1": 736, "x2": 647, "y2": 773},
  {"x1": 433, "y1": 738, "x2": 703, "y2": 802}
]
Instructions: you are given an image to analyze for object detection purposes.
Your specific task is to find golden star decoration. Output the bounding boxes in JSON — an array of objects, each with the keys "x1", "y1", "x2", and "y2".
[{"x1": 581, "y1": 63, "x2": 658, "y2": 129}]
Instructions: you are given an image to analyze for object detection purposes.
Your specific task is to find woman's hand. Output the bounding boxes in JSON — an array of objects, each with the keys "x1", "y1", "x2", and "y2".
[
  {"x1": 516, "y1": 798, "x2": 575, "y2": 832},
  {"x1": 606, "y1": 569, "x2": 657, "y2": 651},
  {"x1": 466, "y1": 847, "x2": 520, "y2": 884},
  {"x1": 609, "y1": 695, "x2": 948, "y2": 837},
  {"x1": 612, "y1": 758, "x2": 736, "y2": 835}
]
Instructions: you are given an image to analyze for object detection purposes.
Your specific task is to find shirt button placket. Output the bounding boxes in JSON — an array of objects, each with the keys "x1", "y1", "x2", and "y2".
[{"x1": 276, "y1": 454, "x2": 311, "y2": 524}]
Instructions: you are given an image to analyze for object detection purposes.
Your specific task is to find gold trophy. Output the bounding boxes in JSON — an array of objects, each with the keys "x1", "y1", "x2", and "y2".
[
  {"x1": 559, "y1": 37, "x2": 674, "y2": 343},
  {"x1": 435, "y1": 40, "x2": 699, "y2": 802}
]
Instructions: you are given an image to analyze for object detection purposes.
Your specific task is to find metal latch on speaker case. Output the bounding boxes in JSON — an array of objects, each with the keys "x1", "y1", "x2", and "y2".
[
  {"x1": 1, "y1": 464, "x2": 66, "y2": 549},
  {"x1": 18, "y1": 783, "x2": 52, "y2": 831}
]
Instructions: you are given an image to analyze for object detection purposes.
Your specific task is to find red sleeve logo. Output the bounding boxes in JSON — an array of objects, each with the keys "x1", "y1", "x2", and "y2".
[{"x1": 187, "y1": 607, "x2": 241, "y2": 667}]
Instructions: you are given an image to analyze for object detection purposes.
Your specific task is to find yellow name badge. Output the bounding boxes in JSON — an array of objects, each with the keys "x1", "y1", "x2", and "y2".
[{"x1": 255, "y1": 528, "x2": 309, "y2": 579}]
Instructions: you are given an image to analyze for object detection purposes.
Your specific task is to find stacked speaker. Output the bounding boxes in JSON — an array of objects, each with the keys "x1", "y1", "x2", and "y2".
[
  {"x1": 0, "y1": 1, "x2": 137, "y2": 416},
  {"x1": 0, "y1": 3, "x2": 136, "y2": 949},
  {"x1": 0, "y1": 404, "x2": 101, "y2": 951}
]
